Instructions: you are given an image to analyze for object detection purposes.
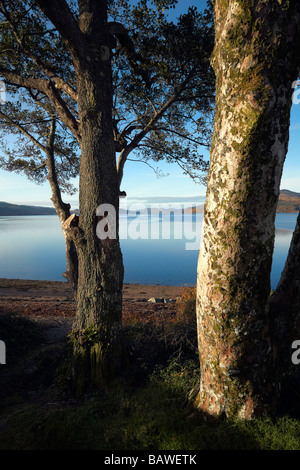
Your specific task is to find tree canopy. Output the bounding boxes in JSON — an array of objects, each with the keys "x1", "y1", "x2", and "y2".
[{"x1": 0, "y1": 0, "x2": 215, "y2": 193}]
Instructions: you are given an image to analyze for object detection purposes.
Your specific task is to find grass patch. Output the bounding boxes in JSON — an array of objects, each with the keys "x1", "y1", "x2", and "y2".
[
  {"x1": 1, "y1": 355, "x2": 299, "y2": 450},
  {"x1": 0, "y1": 300, "x2": 299, "y2": 451}
]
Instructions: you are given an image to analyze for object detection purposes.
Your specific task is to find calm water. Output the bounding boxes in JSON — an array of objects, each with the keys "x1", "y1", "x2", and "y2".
[{"x1": 0, "y1": 213, "x2": 297, "y2": 288}]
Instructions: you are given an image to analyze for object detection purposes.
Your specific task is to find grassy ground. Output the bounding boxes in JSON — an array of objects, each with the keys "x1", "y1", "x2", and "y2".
[{"x1": 0, "y1": 290, "x2": 299, "y2": 451}]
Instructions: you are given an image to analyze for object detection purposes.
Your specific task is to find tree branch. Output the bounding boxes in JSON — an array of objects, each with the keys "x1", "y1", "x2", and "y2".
[
  {"x1": 0, "y1": 67, "x2": 80, "y2": 141},
  {"x1": 117, "y1": 74, "x2": 194, "y2": 185},
  {"x1": 45, "y1": 118, "x2": 71, "y2": 217},
  {"x1": 34, "y1": 0, "x2": 85, "y2": 66},
  {"x1": 0, "y1": 66, "x2": 47, "y2": 92},
  {"x1": 45, "y1": 81, "x2": 80, "y2": 141},
  {"x1": 0, "y1": 1, "x2": 78, "y2": 101},
  {"x1": 0, "y1": 108, "x2": 46, "y2": 153},
  {"x1": 127, "y1": 157, "x2": 168, "y2": 178},
  {"x1": 108, "y1": 21, "x2": 151, "y2": 88},
  {"x1": 150, "y1": 125, "x2": 210, "y2": 147}
]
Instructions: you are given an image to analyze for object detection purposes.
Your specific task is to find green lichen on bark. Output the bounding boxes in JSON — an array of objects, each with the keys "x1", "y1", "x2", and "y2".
[
  {"x1": 196, "y1": 0, "x2": 300, "y2": 419},
  {"x1": 70, "y1": 321, "x2": 125, "y2": 396}
]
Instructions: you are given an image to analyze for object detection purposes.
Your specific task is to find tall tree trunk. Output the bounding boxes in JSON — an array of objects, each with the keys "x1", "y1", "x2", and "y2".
[
  {"x1": 68, "y1": 1, "x2": 124, "y2": 394},
  {"x1": 196, "y1": 0, "x2": 300, "y2": 419},
  {"x1": 46, "y1": 119, "x2": 78, "y2": 297}
]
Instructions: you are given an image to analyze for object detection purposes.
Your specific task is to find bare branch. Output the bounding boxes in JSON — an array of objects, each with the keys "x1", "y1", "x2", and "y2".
[
  {"x1": 0, "y1": 108, "x2": 46, "y2": 153},
  {"x1": 127, "y1": 157, "x2": 168, "y2": 178},
  {"x1": 150, "y1": 126, "x2": 210, "y2": 147},
  {"x1": 117, "y1": 74, "x2": 193, "y2": 185}
]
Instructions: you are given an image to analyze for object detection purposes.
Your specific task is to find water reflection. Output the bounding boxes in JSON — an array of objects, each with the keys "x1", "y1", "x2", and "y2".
[{"x1": 0, "y1": 213, "x2": 297, "y2": 288}]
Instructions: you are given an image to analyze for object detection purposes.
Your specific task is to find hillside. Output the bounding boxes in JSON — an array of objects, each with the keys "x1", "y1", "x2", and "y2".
[
  {"x1": 0, "y1": 190, "x2": 299, "y2": 216},
  {"x1": 277, "y1": 190, "x2": 300, "y2": 213},
  {"x1": 0, "y1": 201, "x2": 56, "y2": 216}
]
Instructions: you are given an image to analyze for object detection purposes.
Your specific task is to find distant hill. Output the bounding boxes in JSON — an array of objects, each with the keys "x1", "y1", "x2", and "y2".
[
  {"x1": 1, "y1": 191, "x2": 299, "y2": 216},
  {"x1": 0, "y1": 201, "x2": 56, "y2": 216},
  {"x1": 277, "y1": 190, "x2": 300, "y2": 213},
  {"x1": 183, "y1": 205, "x2": 204, "y2": 214}
]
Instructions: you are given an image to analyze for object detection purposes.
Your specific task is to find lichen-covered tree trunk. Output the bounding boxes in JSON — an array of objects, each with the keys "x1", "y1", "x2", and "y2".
[
  {"x1": 69, "y1": 1, "x2": 124, "y2": 394},
  {"x1": 196, "y1": 0, "x2": 300, "y2": 419}
]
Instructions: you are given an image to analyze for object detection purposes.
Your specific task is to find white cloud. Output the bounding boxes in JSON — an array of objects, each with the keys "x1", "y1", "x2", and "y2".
[{"x1": 280, "y1": 178, "x2": 300, "y2": 192}]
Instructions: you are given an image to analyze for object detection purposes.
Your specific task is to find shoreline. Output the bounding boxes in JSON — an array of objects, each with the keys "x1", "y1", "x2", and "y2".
[
  {"x1": 0, "y1": 277, "x2": 183, "y2": 299},
  {"x1": 0, "y1": 278, "x2": 183, "y2": 322},
  {"x1": 0, "y1": 278, "x2": 186, "y2": 356}
]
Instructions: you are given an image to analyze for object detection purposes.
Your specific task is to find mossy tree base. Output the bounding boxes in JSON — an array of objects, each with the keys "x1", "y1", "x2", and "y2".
[{"x1": 71, "y1": 330, "x2": 126, "y2": 396}]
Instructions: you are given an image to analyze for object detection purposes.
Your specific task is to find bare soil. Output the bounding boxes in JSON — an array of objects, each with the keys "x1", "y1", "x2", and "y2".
[{"x1": 0, "y1": 278, "x2": 183, "y2": 343}]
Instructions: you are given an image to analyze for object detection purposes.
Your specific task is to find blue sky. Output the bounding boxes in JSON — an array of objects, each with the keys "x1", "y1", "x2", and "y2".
[
  {"x1": 0, "y1": 151, "x2": 209, "y2": 207},
  {"x1": 281, "y1": 103, "x2": 300, "y2": 193},
  {"x1": 0, "y1": 0, "x2": 299, "y2": 208}
]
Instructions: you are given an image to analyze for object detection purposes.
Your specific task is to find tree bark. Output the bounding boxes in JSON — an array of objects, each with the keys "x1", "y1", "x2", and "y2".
[
  {"x1": 46, "y1": 119, "x2": 78, "y2": 296},
  {"x1": 61, "y1": 229, "x2": 78, "y2": 297},
  {"x1": 68, "y1": 0, "x2": 125, "y2": 394},
  {"x1": 196, "y1": 0, "x2": 300, "y2": 419}
]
